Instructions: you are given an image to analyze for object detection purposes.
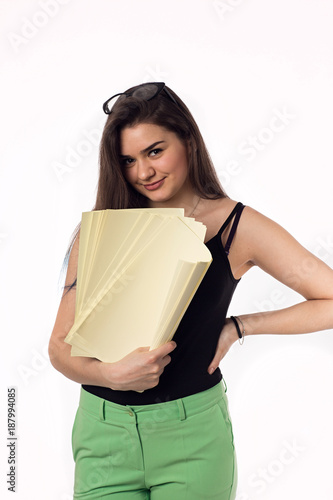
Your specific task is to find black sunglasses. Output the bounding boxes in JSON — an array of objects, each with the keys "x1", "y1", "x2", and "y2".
[{"x1": 102, "y1": 82, "x2": 178, "y2": 115}]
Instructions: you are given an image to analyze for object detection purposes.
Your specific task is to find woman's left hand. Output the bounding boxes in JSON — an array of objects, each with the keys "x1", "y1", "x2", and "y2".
[{"x1": 207, "y1": 318, "x2": 239, "y2": 375}]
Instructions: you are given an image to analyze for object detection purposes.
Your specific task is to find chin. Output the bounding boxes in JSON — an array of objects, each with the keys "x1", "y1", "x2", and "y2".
[{"x1": 138, "y1": 185, "x2": 168, "y2": 198}]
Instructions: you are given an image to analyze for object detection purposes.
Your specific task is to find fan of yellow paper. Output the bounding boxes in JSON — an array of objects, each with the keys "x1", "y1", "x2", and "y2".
[{"x1": 64, "y1": 208, "x2": 212, "y2": 363}]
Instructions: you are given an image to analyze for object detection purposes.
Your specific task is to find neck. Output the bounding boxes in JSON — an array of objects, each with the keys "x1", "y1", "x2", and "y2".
[{"x1": 147, "y1": 191, "x2": 201, "y2": 217}]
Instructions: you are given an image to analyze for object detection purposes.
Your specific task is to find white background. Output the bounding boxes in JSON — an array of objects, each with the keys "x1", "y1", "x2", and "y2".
[{"x1": 1, "y1": 1, "x2": 333, "y2": 499}]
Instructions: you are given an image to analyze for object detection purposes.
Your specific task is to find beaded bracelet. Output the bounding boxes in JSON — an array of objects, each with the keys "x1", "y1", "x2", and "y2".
[{"x1": 230, "y1": 316, "x2": 245, "y2": 345}]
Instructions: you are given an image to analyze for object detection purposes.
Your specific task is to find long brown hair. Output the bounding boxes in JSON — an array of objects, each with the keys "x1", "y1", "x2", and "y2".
[{"x1": 59, "y1": 83, "x2": 228, "y2": 297}]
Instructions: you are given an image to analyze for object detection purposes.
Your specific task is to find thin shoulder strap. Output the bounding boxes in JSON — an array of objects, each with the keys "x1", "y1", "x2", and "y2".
[{"x1": 218, "y1": 202, "x2": 245, "y2": 255}]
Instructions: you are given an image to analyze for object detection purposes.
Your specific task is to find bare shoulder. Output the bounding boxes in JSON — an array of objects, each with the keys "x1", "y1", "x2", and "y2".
[
  {"x1": 228, "y1": 201, "x2": 300, "y2": 267},
  {"x1": 199, "y1": 198, "x2": 311, "y2": 280},
  {"x1": 232, "y1": 204, "x2": 333, "y2": 299},
  {"x1": 235, "y1": 203, "x2": 304, "y2": 266}
]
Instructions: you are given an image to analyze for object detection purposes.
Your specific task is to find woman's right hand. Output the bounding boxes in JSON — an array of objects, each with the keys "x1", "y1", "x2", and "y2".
[{"x1": 99, "y1": 341, "x2": 177, "y2": 392}]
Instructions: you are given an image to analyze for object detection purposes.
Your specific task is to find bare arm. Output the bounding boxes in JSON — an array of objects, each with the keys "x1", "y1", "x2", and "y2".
[
  {"x1": 48, "y1": 231, "x2": 177, "y2": 392},
  {"x1": 208, "y1": 206, "x2": 333, "y2": 373}
]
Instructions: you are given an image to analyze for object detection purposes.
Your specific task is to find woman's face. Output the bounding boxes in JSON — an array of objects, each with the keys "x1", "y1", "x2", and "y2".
[{"x1": 119, "y1": 122, "x2": 193, "y2": 206}]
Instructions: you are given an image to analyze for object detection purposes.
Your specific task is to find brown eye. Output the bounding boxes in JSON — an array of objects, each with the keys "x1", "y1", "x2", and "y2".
[
  {"x1": 149, "y1": 148, "x2": 162, "y2": 156},
  {"x1": 122, "y1": 158, "x2": 135, "y2": 167}
]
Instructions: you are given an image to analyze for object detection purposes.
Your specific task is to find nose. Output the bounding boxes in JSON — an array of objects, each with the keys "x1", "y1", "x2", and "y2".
[{"x1": 137, "y1": 159, "x2": 155, "y2": 181}]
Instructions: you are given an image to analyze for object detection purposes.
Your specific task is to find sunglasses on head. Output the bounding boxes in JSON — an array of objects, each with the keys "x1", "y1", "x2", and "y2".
[{"x1": 102, "y1": 82, "x2": 178, "y2": 115}]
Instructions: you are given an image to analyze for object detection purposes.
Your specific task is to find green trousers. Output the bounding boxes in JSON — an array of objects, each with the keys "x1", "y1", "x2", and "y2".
[{"x1": 71, "y1": 380, "x2": 237, "y2": 499}]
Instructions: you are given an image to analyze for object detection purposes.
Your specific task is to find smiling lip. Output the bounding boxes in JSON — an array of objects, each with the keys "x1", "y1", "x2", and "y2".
[{"x1": 143, "y1": 178, "x2": 166, "y2": 191}]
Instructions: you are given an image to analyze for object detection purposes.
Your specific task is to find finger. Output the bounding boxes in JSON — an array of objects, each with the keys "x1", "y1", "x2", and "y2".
[
  {"x1": 207, "y1": 361, "x2": 219, "y2": 375},
  {"x1": 156, "y1": 341, "x2": 177, "y2": 357},
  {"x1": 161, "y1": 354, "x2": 172, "y2": 368},
  {"x1": 207, "y1": 349, "x2": 225, "y2": 375}
]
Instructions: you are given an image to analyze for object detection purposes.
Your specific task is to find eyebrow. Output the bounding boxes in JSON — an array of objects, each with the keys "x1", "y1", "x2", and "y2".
[{"x1": 120, "y1": 141, "x2": 166, "y2": 158}]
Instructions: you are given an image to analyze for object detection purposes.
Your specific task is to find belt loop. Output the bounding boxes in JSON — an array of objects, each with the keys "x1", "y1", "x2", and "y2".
[
  {"x1": 222, "y1": 377, "x2": 228, "y2": 394},
  {"x1": 176, "y1": 399, "x2": 186, "y2": 421},
  {"x1": 99, "y1": 399, "x2": 105, "y2": 421}
]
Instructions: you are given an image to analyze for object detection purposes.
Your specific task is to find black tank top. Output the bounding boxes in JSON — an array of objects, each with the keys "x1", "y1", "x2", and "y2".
[{"x1": 82, "y1": 201, "x2": 246, "y2": 404}]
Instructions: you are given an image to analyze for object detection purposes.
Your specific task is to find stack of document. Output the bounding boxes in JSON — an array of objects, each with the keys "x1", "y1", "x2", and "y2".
[{"x1": 64, "y1": 208, "x2": 212, "y2": 363}]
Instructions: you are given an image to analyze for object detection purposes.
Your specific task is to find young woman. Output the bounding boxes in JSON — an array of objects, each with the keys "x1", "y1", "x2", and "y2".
[{"x1": 48, "y1": 82, "x2": 333, "y2": 500}]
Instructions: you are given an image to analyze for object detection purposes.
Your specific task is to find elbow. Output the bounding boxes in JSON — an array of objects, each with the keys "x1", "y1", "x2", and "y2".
[
  {"x1": 48, "y1": 336, "x2": 63, "y2": 371},
  {"x1": 48, "y1": 338, "x2": 57, "y2": 369}
]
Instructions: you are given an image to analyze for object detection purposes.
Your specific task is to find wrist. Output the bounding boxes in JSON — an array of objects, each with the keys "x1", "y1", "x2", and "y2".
[
  {"x1": 234, "y1": 314, "x2": 255, "y2": 336},
  {"x1": 97, "y1": 360, "x2": 120, "y2": 390},
  {"x1": 229, "y1": 315, "x2": 246, "y2": 344},
  {"x1": 224, "y1": 318, "x2": 241, "y2": 344}
]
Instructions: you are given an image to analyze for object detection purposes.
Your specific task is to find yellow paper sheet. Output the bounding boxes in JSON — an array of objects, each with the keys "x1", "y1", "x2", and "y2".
[{"x1": 65, "y1": 209, "x2": 212, "y2": 363}]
